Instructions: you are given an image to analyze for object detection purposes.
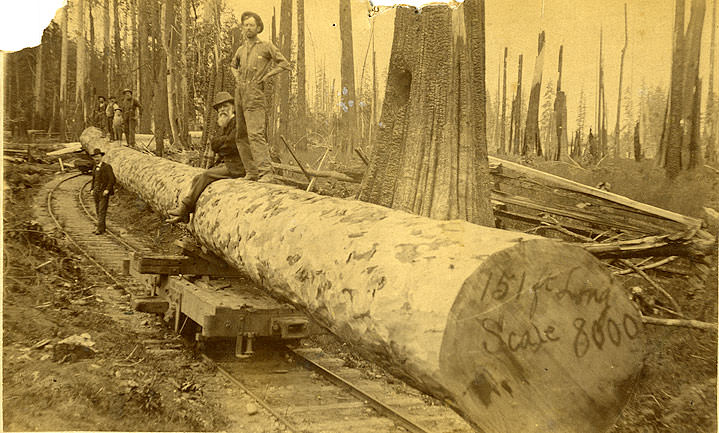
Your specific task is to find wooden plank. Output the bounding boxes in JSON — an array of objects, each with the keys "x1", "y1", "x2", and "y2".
[
  {"x1": 131, "y1": 254, "x2": 242, "y2": 277},
  {"x1": 488, "y1": 155, "x2": 703, "y2": 229}
]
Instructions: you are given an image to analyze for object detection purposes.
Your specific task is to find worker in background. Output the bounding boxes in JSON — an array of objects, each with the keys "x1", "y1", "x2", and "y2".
[
  {"x1": 90, "y1": 148, "x2": 116, "y2": 235},
  {"x1": 166, "y1": 91, "x2": 248, "y2": 224},
  {"x1": 105, "y1": 96, "x2": 117, "y2": 138},
  {"x1": 119, "y1": 88, "x2": 142, "y2": 146},
  {"x1": 113, "y1": 105, "x2": 124, "y2": 142},
  {"x1": 95, "y1": 96, "x2": 107, "y2": 129},
  {"x1": 230, "y1": 11, "x2": 290, "y2": 183}
]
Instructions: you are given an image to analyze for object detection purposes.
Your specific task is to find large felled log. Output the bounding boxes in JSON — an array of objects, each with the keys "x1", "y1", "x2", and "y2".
[{"x1": 82, "y1": 127, "x2": 646, "y2": 433}]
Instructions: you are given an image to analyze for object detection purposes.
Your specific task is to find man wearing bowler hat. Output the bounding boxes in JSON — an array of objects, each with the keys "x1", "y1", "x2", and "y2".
[
  {"x1": 230, "y1": 11, "x2": 290, "y2": 183},
  {"x1": 166, "y1": 91, "x2": 249, "y2": 224},
  {"x1": 90, "y1": 148, "x2": 116, "y2": 235},
  {"x1": 120, "y1": 88, "x2": 142, "y2": 146}
]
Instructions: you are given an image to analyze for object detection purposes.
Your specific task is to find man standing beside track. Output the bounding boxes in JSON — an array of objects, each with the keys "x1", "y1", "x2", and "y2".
[
  {"x1": 230, "y1": 11, "x2": 290, "y2": 183},
  {"x1": 90, "y1": 148, "x2": 116, "y2": 235}
]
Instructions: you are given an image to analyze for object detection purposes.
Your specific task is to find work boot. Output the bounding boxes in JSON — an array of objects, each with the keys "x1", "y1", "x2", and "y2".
[
  {"x1": 242, "y1": 174, "x2": 259, "y2": 181},
  {"x1": 165, "y1": 203, "x2": 190, "y2": 224},
  {"x1": 258, "y1": 173, "x2": 275, "y2": 184}
]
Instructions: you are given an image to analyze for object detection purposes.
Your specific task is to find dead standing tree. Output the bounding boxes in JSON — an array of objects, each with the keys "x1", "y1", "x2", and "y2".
[
  {"x1": 359, "y1": 3, "x2": 494, "y2": 226},
  {"x1": 339, "y1": 0, "x2": 357, "y2": 158},
  {"x1": 278, "y1": 0, "x2": 292, "y2": 142},
  {"x1": 553, "y1": 45, "x2": 568, "y2": 161},
  {"x1": 663, "y1": 0, "x2": 706, "y2": 177},
  {"x1": 60, "y1": 4, "x2": 69, "y2": 139},
  {"x1": 523, "y1": 31, "x2": 545, "y2": 157},
  {"x1": 614, "y1": 4, "x2": 628, "y2": 158},
  {"x1": 296, "y1": 0, "x2": 307, "y2": 143},
  {"x1": 706, "y1": 0, "x2": 718, "y2": 163},
  {"x1": 499, "y1": 46, "x2": 508, "y2": 154},
  {"x1": 510, "y1": 54, "x2": 523, "y2": 154}
]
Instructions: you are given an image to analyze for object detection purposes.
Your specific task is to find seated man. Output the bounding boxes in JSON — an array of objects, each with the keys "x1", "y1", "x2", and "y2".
[{"x1": 166, "y1": 91, "x2": 247, "y2": 224}]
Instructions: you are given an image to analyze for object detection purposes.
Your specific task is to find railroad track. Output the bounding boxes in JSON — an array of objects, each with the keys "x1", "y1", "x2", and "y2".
[{"x1": 45, "y1": 172, "x2": 474, "y2": 433}]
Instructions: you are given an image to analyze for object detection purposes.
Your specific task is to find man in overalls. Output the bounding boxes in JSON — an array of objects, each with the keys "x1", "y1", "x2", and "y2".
[{"x1": 230, "y1": 11, "x2": 290, "y2": 183}]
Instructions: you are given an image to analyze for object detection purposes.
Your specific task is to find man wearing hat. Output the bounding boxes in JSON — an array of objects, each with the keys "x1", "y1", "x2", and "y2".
[
  {"x1": 230, "y1": 11, "x2": 290, "y2": 183},
  {"x1": 89, "y1": 148, "x2": 116, "y2": 235},
  {"x1": 166, "y1": 91, "x2": 249, "y2": 224},
  {"x1": 119, "y1": 88, "x2": 142, "y2": 146}
]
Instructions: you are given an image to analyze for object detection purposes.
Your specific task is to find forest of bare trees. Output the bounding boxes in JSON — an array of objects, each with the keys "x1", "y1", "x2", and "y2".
[
  {"x1": 4, "y1": 0, "x2": 378, "y2": 165},
  {"x1": 485, "y1": 0, "x2": 719, "y2": 178},
  {"x1": 4, "y1": 0, "x2": 719, "y2": 179}
]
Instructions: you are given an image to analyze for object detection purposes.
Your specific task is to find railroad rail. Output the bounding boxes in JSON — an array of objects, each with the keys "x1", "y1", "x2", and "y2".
[{"x1": 44, "y1": 172, "x2": 474, "y2": 433}]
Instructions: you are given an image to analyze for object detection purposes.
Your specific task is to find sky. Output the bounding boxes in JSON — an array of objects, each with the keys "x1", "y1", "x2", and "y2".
[{"x1": 2, "y1": 0, "x2": 718, "y2": 135}]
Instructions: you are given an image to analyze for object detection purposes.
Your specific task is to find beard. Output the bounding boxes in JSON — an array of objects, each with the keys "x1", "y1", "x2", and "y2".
[{"x1": 217, "y1": 112, "x2": 234, "y2": 128}]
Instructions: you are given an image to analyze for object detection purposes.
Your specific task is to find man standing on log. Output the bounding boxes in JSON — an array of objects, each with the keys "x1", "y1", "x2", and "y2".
[
  {"x1": 230, "y1": 11, "x2": 290, "y2": 183},
  {"x1": 166, "y1": 91, "x2": 248, "y2": 224},
  {"x1": 119, "y1": 88, "x2": 142, "y2": 146},
  {"x1": 90, "y1": 148, "x2": 116, "y2": 235}
]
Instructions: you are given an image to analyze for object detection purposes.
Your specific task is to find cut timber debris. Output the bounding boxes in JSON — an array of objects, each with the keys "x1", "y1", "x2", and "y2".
[
  {"x1": 82, "y1": 126, "x2": 646, "y2": 433},
  {"x1": 641, "y1": 316, "x2": 718, "y2": 331},
  {"x1": 46, "y1": 142, "x2": 83, "y2": 156}
]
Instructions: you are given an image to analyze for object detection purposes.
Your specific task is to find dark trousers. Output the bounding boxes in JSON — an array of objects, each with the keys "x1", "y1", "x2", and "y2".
[
  {"x1": 124, "y1": 118, "x2": 136, "y2": 145},
  {"x1": 181, "y1": 161, "x2": 245, "y2": 212},
  {"x1": 106, "y1": 117, "x2": 114, "y2": 138},
  {"x1": 94, "y1": 193, "x2": 109, "y2": 232}
]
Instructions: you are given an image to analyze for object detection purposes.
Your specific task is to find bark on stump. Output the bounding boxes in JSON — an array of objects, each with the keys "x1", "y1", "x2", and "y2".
[
  {"x1": 81, "y1": 127, "x2": 646, "y2": 433},
  {"x1": 359, "y1": 3, "x2": 494, "y2": 227}
]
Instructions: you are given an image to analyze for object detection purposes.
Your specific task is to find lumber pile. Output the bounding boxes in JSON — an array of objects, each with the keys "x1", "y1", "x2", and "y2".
[{"x1": 81, "y1": 127, "x2": 646, "y2": 433}]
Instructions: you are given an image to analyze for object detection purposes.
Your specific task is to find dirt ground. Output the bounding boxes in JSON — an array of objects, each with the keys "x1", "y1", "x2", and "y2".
[{"x1": 3, "y1": 145, "x2": 718, "y2": 432}]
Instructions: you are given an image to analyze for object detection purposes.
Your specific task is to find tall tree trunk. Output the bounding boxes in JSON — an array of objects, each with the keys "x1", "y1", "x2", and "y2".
[
  {"x1": 153, "y1": 0, "x2": 169, "y2": 156},
  {"x1": 161, "y1": 0, "x2": 181, "y2": 146},
  {"x1": 131, "y1": 0, "x2": 139, "y2": 95},
  {"x1": 33, "y1": 44, "x2": 44, "y2": 129},
  {"x1": 681, "y1": 0, "x2": 706, "y2": 169},
  {"x1": 523, "y1": 32, "x2": 545, "y2": 156},
  {"x1": 499, "y1": 46, "x2": 508, "y2": 154},
  {"x1": 511, "y1": 54, "x2": 523, "y2": 154},
  {"x1": 665, "y1": 0, "x2": 686, "y2": 178},
  {"x1": 113, "y1": 0, "x2": 121, "y2": 89},
  {"x1": 180, "y1": 0, "x2": 190, "y2": 140},
  {"x1": 339, "y1": 0, "x2": 357, "y2": 156},
  {"x1": 200, "y1": 67, "x2": 217, "y2": 168},
  {"x1": 494, "y1": 54, "x2": 501, "y2": 151},
  {"x1": 553, "y1": 45, "x2": 568, "y2": 161},
  {"x1": 371, "y1": 33, "x2": 378, "y2": 144},
  {"x1": 103, "y1": 0, "x2": 111, "y2": 97},
  {"x1": 614, "y1": 4, "x2": 628, "y2": 158},
  {"x1": 137, "y1": 0, "x2": 152, "y2": 132},
  {"x1": 76, "y1": 0, "x2": 88, "y2": 129},
  {"x1": 296, "y1": 0, "x2": 306, "y2": 141},
  {"x1": 634, "y1": 121, "x2": 642, "y2": 161},
  {"x1": 60, "y1": 4, "x2": 69, "y2": 139},
  {"x1": 705, "y1": 0, "x2": 717, "y2": 163},
  {"x1": 278, "y1": 0, "x2": 292, "y2": 141},
  {"x1": 689, "y1": 76, "x2": 703, "y2": 168},
  {"x1": 359, "y1": 2, "x2": 494, "y2": 226}
]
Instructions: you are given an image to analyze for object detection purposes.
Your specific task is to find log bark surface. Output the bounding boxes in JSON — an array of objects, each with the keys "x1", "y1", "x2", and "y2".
[{"x1": 82, "y1": 127, "x2": 646, "y2": 433}]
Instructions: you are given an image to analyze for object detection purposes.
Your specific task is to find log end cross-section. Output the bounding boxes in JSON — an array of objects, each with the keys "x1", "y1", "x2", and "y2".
[
  {"x1": 440, "y1": 240, "x2": 645, "y2": 433},
  {"x1": 81, "y1": 127, "x2": 646, "y2": 433}
]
